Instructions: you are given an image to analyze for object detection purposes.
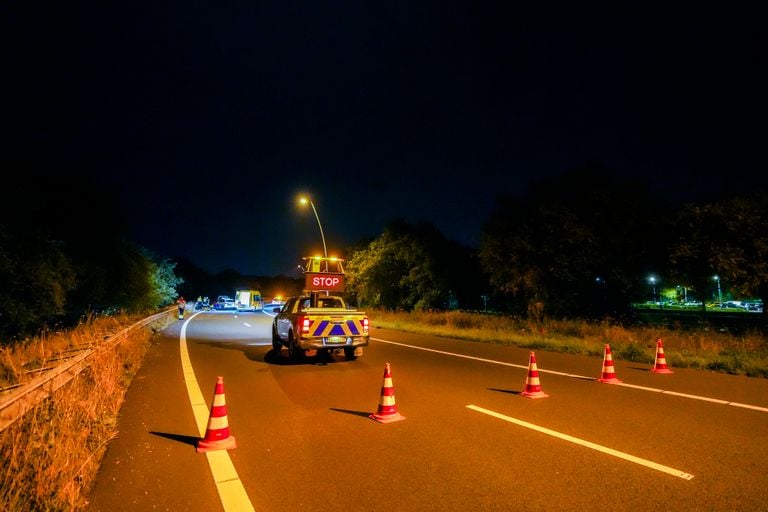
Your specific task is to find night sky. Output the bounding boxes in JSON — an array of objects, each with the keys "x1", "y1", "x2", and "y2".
[{"x1": 7, "y1": 3, "x2": 765, "y2": 276}]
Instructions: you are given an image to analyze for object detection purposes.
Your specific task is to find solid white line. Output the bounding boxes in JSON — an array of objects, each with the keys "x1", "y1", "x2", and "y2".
[
  {"x1": 372, "y1": 337, "x2": 768, "y2": 412},
  {"x1": 614, "y1": 382, "x2": 663, "y2": 393},
  {"x1": 466, "y1": 404, "x2": 695, "y2": 480},
  {"x1": 662, "y1": 390, "x2": 729, "y2": 404},
  {"x1": 372, "y1": 337, "x2": 530, "y2": 369},
  {"x1": 180, "y1": 314, "x2": 255, "y2": 512}
]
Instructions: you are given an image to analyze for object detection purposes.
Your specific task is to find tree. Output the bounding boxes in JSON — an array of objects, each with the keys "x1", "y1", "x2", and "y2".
[
  {"x1": 173, "y1": 256, "x2": 215, "y2": 301},
  {"x1": 0, "y1": 224, "x2": 76, "y2": 341},
  {"x1": 0, "y1": 169, "x2": 185, "y2": 340},
  {"x1": 144, "y1": 252, "x2": 184, "y2": 309},
  {"x1": 669, "y1": 191, "x2": 768, "y2": 327},
  {"x1": 346, "y1": 220, "x2": 482, "y2": 311},
  {"x1": 479, "y1": 164, "x2": 670, "y2": 319}
]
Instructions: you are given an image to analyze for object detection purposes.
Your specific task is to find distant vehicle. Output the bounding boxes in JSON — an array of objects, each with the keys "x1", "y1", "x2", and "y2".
[
  {"x1": 213, "y1": 295, "x2": 236, "y2": 310},
  {"x1": 234, "y1": 289, "x2": 263, "y2": 312}
]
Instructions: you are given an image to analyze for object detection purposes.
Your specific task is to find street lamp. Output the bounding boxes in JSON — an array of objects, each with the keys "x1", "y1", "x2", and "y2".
[
  {"x1": 298, "y1": 195, "x2": 327, "y2": 259},
  {"x1": 713, "y1": 275, "x2": 722, "y2": 304},
  {"x1": 648, "y1": 276, "x2": 657, "y2": 302},
  {"x1": 595, "y1": 276, "x2": 607, "y2": 294},
  {"x1": 595, "y1": 277, "x2": 608, "y2": 315}
]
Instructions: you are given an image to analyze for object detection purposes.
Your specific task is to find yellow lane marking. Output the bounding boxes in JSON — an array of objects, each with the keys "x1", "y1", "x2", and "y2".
[
  {"x1": 180, "y1": 314, "x2": 256, "y2": 512},
  {"x1": 466, "y1": 404, "x2": 694, "y2": 480},
  {"x1": 372, "y1": 337, "x2": 768, "y2": 412}
]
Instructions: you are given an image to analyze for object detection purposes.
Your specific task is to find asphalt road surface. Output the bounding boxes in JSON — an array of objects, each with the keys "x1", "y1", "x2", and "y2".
[{"x1": 86, "y1": 309, "x2": 768, "y2": 511}]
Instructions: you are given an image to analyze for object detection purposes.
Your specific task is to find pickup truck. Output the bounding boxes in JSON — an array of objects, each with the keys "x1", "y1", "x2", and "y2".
[{"x1": 272, "y1": 293, "x2": 369, "y2": 361}]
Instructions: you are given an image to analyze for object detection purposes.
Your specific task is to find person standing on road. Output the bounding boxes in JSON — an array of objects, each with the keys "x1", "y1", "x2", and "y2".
[{"x1": 177, "y1": 296, "x2": 186, "y2": 319}]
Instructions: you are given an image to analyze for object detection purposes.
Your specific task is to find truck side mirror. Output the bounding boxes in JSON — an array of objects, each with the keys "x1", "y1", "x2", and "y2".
[{"x1": 273, "y1": 307, "x2": 282, "y2": 313}]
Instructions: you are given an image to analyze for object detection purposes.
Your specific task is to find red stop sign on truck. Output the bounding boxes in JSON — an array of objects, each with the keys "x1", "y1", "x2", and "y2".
[{"x1": 304, "y1": 272, "x2": 346, "y2": 292}]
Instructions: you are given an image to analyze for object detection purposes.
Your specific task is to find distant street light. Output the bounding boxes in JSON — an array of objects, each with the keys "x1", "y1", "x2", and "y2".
[
  {"x1": 713, "y1": 275, "x2": 722, "y2": 304},
  {"x1": 595, "y1": 276, "x2": 607, "y2": 293},
  {"x1": 677, "y1": 285, "x2": 687, "y2": 302},
  {"x1": 648, "y1": 276, "x2": 657, "y2": 302},
  {"x1": 595, "y1": 277, "x2": 608, "y2": 315},
  {"x1": 298, "y1": 195, "x2": 327, "y2": 259}
]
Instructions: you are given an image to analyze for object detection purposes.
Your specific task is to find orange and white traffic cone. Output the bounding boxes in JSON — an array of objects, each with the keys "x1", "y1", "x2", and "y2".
[
  {"x1": 197, "y1": 376, "x2": 237, "y2": 453},
  {"x1": 370, "y1": 363, "x2": 405, "y2": 423},
  {"x1": 651, "y1": 338, "x2": 674, "y2": 374},
  {"x1": 598, "y1": 344, "x2": 622, "y2": 384},
  {"x1": 521, "y1": 351, "x2": 549, "y2": 399}
]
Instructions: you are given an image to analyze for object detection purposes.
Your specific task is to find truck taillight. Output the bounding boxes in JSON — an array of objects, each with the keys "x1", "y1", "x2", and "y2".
[
  {"x1": 300, "y1": 316, "x2": 310, "y2": 335},
  {"x1": 362, "y1": 317, "x2": 369, "y2": 334}
]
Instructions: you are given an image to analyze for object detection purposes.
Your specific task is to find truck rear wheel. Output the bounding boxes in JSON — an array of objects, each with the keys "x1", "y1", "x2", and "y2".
[
  {"x1": 344, "y1": 347, "x2": 357, "y2": 361},
  {"x1": 288, "y1": 332, "x2": 304, "y2": 361}
]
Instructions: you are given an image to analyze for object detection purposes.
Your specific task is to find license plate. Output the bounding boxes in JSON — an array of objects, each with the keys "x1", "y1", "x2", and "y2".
[{"x1": 328, "y1": 336, "x2": 344, "y2": 344}]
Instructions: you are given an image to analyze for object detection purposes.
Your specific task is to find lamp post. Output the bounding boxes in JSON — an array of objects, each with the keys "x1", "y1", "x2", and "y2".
[
  {"x1": 596, "y1": 277, "x2": 607, "y2": 315},
  {"x1": 713, "y1": 275, "x2": 722, "y2": 304},
  {"x1": 299, "y1": 196, "x2": 327, "y2": 259},
  {"x1": 648, "y1": 276, "x2": 657, "y2": 303},
  {"x1": 595, "y1": 276, "x2": 607, "y2": 295}
]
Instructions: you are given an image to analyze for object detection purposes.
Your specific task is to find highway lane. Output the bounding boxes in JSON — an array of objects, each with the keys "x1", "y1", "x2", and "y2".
[{"x1": 88, "y1": 311, "x2": 768, "y2": 511}]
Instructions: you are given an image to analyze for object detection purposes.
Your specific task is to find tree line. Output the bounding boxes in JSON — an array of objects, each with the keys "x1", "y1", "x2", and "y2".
[
  {"x1": 0, "y1": 174, "x2": 184, "y2": 343},
  {"x1": 2, "y1": 165, "x2": 766, "y2": 343},
  {"x1": 344, "y1": 166, "x2": 767, "y2": 329}
]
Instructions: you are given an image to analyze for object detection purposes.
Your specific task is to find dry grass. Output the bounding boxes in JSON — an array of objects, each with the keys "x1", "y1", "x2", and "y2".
[
  {"x1": 0, "y1": 311, "x2": 174, "y2": 512},
  {"x1": 369, "y1": 309, "x2": 768, "y2": 378},
  {"x1": 0, "y1": 313, "x2": 148, "y2": 389}
]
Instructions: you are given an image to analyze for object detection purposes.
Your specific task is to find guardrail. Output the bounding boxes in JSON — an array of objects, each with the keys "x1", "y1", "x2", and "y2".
[{"x1": 0, "y1": 309, "x2": 174, "y2": 432}]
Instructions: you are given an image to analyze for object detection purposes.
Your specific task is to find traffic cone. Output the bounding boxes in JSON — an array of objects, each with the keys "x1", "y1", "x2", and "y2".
[
  {"x1": 598, "y1": 344, "x2": 622, "y2": 384},
  {"x1": 651, "y1": 338, "x2": 674, "y2": 374},
  {"x1": 370, "y1": 363, "x2": 405, "y2": 423},
  {"x1": 197, "y1": 376, "x2": 237, "y2": 453},
  {"x1": 521, "y1": 351, "x2": 549, "y2": 399}
]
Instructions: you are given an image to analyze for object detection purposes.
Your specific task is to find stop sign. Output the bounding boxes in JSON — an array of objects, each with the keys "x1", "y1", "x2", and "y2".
[{"x1": 304, "y1": 272, "x2": 345, "y2": 292}]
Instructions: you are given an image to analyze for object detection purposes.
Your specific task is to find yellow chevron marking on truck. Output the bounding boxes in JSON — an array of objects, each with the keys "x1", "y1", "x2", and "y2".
[{"x1": 309, "y1": 318, "x2": 363, "y2": 337}]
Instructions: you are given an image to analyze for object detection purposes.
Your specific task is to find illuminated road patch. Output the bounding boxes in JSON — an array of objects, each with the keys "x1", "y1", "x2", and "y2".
[{"x1": 466, "y1": 404, "x2": 694, "y2": 480}]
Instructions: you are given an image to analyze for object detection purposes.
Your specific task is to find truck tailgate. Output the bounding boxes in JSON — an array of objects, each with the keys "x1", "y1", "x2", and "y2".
[{"x1": 302, "y1": 309, "x2": 368, "y2": 338}]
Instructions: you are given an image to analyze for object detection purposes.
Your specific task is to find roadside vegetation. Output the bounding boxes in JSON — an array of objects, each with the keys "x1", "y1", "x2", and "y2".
[
  {"x1": 0, "y1": 175, "x2": 183, "y2": 345},
  {"x1": 0, "y1": 312, "x2": 174, "y2": 511},
  {"x1": 369, "y1": 309, "x2": 768, "y2": 379}
]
